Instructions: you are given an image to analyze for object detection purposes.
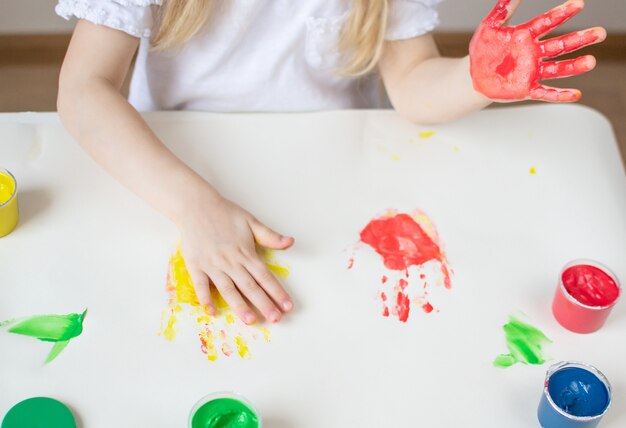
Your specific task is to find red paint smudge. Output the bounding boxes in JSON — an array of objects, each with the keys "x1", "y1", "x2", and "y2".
[
  {"x1": 360, "y1": 213, "x2": 445, "y2": 271},
  {"x1": 381, "y1": 275, "x2": 388, "y2": 284},
  {"x1": 419, "y1": 273, "x2": 426, "y2": 280},
  {"x1": 422, "y1": 302, "x2": 434, "y2": 313},
  {"x1": 398, "y1": 278, "x2": 408, "y2": 291},
  {"x1": 396, "y1": 290, "x2": 410, "y2": 322},
  {"x1": 347, "y1": 257, "x2": 355, "y2": 270},
  {"x1": 380, "y1": 292, "x2": 389, "y2": 317}
]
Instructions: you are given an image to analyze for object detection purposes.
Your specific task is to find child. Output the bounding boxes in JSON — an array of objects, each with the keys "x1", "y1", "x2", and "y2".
[{"x1": 55, "y1": 0, "x2": 605, "y2": 324}]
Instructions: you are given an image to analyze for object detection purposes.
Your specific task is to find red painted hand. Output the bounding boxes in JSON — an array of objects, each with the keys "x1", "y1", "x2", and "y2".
[{"x1": 469, "y1": 0, "x2": 606, "y2": 102}]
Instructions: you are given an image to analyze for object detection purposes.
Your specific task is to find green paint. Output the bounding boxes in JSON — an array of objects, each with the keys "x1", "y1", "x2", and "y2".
[
  {"x1": 1, "y1": 310, "x2": 87, "y2": 364},
  {"x1": 191, "y1": 398, "x2": 259, "y2": 428},
  {"x1": 493, "y1": 315, "x2": 551, "y2": 368}
]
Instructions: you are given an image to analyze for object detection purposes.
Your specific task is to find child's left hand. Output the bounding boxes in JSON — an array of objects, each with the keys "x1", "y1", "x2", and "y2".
[{"x1": 469, "y1": 0, "x2": 606, "y2": 102}]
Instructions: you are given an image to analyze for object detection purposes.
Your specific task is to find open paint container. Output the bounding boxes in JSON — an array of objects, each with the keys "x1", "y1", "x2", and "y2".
[
  {"x1": 538, "y1": 361, "x2": 611, "y2": 428},
  {"x1": 0, "y1": 169, "x2": 18, "y2": 237},
  {"x1": 189, "y1": 392, "x2": 261, "y2": 428},
  {"x1": 552, "y1": 260, "x2": 621, "y2": 333}
]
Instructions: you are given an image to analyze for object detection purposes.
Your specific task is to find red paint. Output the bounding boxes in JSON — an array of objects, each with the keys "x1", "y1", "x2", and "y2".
[
  {"x1": 395, "y1": 290, "x2": 410, "y2": 323},
  {"x1": 562, "y1": 265, "x2": 619, "y2": 307},
  {"x1": 380, "y1": 292, "x2": 390, "y2": 317},
  {"x1": 360, "y1": 212, "x2": 453, "y2": 322},
  {"x1": 552, "y1": 262, "x2": 621, "y2": 334},
  {"x1": 360, "y1": 213, "x2": 444, "y2": 271},
  {"x1": 347, "y1": 257, "x2": 354, "y2": 270},
  {"x1": 422, "y1": 302, "x2": 434, "y2": 313},
  {"x1": 469, "y1": 0, "x2": 606, "y2": 102}
]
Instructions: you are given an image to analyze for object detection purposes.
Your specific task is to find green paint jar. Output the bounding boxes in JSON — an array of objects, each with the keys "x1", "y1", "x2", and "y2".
[{"x1": 189, "y1": 392, "x2": 261, "y2": 428}]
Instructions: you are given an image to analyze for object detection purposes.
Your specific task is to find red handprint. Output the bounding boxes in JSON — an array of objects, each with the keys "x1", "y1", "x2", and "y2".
[{"x1": 469, "y1": 0, "x2": 606, "y2": 102}]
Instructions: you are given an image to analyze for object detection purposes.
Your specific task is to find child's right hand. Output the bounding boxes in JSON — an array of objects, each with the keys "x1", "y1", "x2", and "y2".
[{"x1": 178, "y1": 194, "x2": 294, "y2": 324}]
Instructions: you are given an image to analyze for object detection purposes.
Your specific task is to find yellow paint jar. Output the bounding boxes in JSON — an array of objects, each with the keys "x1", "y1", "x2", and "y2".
[{"x1": 0, "y1": 169, "x2": 19, "y2": 237}]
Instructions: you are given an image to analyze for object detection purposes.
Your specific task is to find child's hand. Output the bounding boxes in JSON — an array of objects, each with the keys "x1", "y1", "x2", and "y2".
[
  {"x1": 469, "y1": 0, "x2": 606, "y2": 102},
  {"x1": 179, "y1": 195, "x2": 294, "y2": 324}
]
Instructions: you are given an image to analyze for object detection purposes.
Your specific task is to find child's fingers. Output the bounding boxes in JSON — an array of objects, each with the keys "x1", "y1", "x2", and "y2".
[
  {"x1": 188, "y1": 267, "x2": 216, "y2": 315},
  {"x1": 540, "y1": 55, "x2": 596, "y2": 79},
  {"x1": 249, "y1": 218, "x2": 294, "y2": 249},
  {"x1": 484, "y1": 0, "x2": 521, "y2": 28},
  {"x1": 246, "y1": 259, "x2": 293, "y2": 312},
  {"x1": 523, "y1": 0, "x2": 584, "y2": 38},
  {"x1": 209, "y1": 270, "x2": 257, "y2": 324},
  {"x1": 228, "y1": 267, "x2": 283, "y2": 323},
  {"x1": 529, "y1": 84, "x2": 581, "y2": 102},
  {"x1": 540, "y1": 27, "x2": 606, "y2": 58}
]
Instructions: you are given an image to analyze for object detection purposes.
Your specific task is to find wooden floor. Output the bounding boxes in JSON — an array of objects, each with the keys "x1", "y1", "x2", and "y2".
[{"x1": 1, "y1": 37, "x2": 625, "y2": 167}]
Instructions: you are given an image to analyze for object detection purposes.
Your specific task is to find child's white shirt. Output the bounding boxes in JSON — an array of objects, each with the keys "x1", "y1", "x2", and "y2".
[{"x1": 56, "y1": 0, "x2": 441, "y2": 112}]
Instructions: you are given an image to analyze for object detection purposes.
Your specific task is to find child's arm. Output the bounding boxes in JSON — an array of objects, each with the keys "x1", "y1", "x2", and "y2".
[
  {"x1": 58, "y1": 20, "x2": 293, "y2": 324},
  {"x1": 379, "y1": 35, "x2": 487, "y2": 125},
  {"x1": 380, "y1": 0, "x2": 606, "y2": 125}
]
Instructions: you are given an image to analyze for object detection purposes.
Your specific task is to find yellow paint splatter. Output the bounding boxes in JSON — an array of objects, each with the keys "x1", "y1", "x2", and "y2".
[
  {"x1": 225, "y1": 314, "x2": 235, "y2": 325},
  {"x1": 391, "y1": 155, "x2": 401, "y2": 161},
  {"x1": 529, "y1": 167, "x2": 537, "y2": 175},
  {"x1": 453, "y1": 146, "x2": 460, "y2": 153},
  {"x1": 235, "y1": 335, "x2": 251, "y2": 359},
  {"x1": 199, "y1": 329, "x2": 218, "y2": 362},
  {"x1": 418, "y1": 131, "x2": 435, "y2": 139},
  {"x1": 258, "y1": 247, "x2": 290, "y2": 279},
  {"x1": 162, "y1": 311, "x2": 178, "y2": 341},
  {"x1": 258, "y1": 326, "x2": 271, "y2": 342}
]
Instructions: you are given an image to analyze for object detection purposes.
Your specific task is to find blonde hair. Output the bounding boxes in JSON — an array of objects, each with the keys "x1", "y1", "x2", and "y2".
[{"x1": 152, "y1": 0, "x2": 389, "y2": 76}]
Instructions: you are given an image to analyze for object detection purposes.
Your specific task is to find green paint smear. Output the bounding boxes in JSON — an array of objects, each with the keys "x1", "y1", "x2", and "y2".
[
  {"x1": 191, "y1": 398, "x2": 259, "y2": 428},
  {"x1": 494, "y1": 315, "x2": 551, "y2": 368},
  {"x1": 1, "y1": 309, "x2": 87, "y2": 364}
]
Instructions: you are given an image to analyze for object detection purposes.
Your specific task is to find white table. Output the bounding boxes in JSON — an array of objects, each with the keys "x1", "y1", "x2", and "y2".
[{"x1": 0, "y1": 106, "x2": 625, "y2": 427}]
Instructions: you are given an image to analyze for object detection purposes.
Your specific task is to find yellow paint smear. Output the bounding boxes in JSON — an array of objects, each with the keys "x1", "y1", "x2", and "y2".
[
  {"x1": 235, "y1": 335, "x2": 251, "y2": 359},
  {"x1": 258, "y1": 247, "x2": 290, "y2": 279},
  {"x1": 529, "y1": 167, "x2": 537, "y2": 175},
  {"x1": 418, "y1": 131, "x2": 436, "y2": 139}
]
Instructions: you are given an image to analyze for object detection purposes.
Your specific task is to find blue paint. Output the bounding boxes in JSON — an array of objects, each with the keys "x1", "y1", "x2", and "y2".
[
  {"x1": 548, "y1": 368, "x2": 609, "y2": 417},
  {"x1": 537, "y1": 362, "x2": 611, "y2": 428}
]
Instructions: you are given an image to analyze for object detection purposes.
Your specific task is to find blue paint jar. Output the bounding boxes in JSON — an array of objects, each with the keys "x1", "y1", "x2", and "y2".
[{"x1": 538, "y1": 361, "x2": 611, "y2": 428}]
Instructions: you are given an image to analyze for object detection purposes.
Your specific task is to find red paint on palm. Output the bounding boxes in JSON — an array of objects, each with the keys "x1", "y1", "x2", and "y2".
[{"x1": 469, "y1": 0, "x2": 606, "y2": 102}]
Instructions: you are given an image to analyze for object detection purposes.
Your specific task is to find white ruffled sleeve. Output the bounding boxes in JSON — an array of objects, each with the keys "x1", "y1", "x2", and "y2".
[
  {"x1": 55, "y1": 0, "x2": 162, "y2": 38},
  {"x1": 386, "y1": 0, "x2": 441, "y2": 41}
]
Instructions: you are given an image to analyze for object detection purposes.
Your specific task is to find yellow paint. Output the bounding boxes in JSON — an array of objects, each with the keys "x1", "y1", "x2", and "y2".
[
  {"x1": 200, "y1": 329, "x2": 218, "y2": 361},
  {"x1": 225, "y1": 314, "x2": 235, "y2": 325},
  {"x1": 529, "y1": 167, "x2": 537, "y2": 175},
  {"x1": 235, "y1": 335, "x2": 251, "y2": 359},
  {"x1": 418, "y1": 131, "x2": 435, "y2": 139},
  {"x1": 391, "y1": 155, "x2": 401, "y2": 161},
  {"x1": 258, "y1": 326, "x2": 271, "y2": 342},
  {"x1": 162, "y1": 311, "x2": 178, "y2": 341},
  {"x1": 258, "y1": 247, "x2": 290, "y2": 279},
  {"x1": 453, "y1": 146, "x2": 460, "y2": 153},
  {"x1": 0, "y1": 171, "x2": 18, "y2": 238}
]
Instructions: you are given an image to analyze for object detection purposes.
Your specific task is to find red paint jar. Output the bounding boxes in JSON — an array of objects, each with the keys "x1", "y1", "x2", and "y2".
[{"x1": 552, "y1": 260, "x2": 621, "y2": 333}]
